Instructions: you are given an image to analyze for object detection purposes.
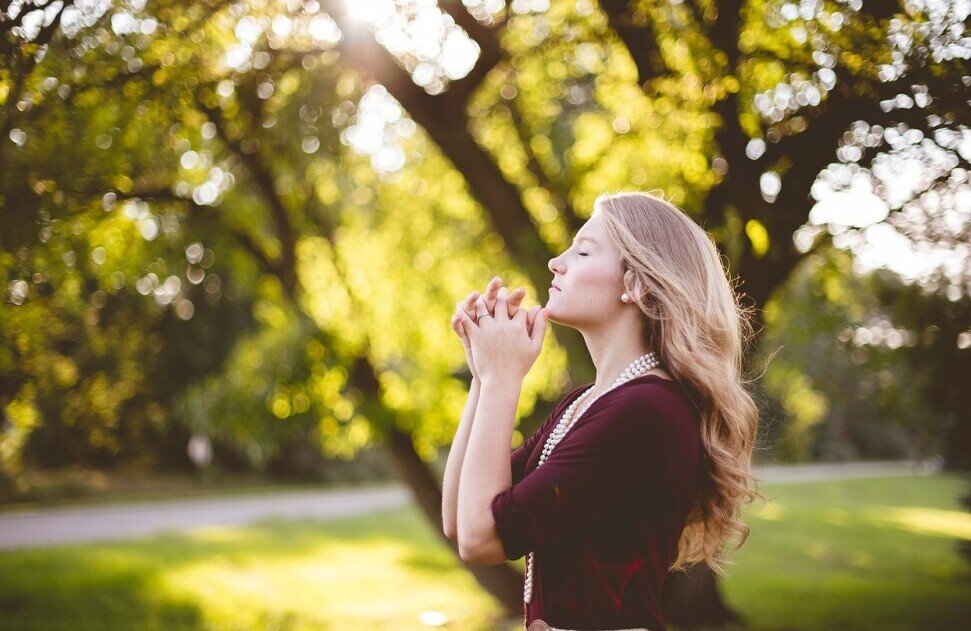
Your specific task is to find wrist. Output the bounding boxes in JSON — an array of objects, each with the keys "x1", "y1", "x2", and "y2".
[{"x1": 480, "y1": 373, "x2": 525, "y2": 391}]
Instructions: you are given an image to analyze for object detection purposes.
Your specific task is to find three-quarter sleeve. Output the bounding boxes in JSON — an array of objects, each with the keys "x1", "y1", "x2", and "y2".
[
  {"x1": 491, "y1": 382, "x2": 701, "y2": 561},
  {"x1": 491, "y1": 389, "x2": 648, "y2": 560},
  {"x1": 509, "y1": 435, "x2": 540, "y2": 487},
  {"x1": 510, "y1": 386, "x2": 586, "y2": 485}
]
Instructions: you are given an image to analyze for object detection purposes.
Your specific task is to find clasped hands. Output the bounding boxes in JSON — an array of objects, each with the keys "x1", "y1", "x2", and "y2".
[{"x1": 449, "y1": 276, "x2": 549, "y2": 384}]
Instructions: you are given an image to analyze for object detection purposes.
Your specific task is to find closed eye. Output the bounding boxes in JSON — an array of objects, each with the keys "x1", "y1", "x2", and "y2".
[{"x1": 578, "y1": 252, "x2": 589, "y2": 256}]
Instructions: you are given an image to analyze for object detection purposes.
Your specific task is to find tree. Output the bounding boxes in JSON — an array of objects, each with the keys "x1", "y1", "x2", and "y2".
[
  {"x1": 2, "y1": 0, "x2": 967, "y2": 626},
  {"x1": 756, "y1": 246, "x2": 963, "y2": 464}
]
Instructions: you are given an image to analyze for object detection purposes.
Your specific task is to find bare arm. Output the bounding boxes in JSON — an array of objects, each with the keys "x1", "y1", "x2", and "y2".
[
  {"x1": 457, "y1": 374, "x2": 521, "y2": 564},
  {"x1": 442, "y1": 378, "x2": 481, "y2": 540},
  {"x1": 443, "y1": 278, "x2": 528, "y2": 540}
]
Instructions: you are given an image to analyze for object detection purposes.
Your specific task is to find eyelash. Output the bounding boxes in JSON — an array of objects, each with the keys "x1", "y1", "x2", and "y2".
[{"x1": 578, "y1": 251, "x2": 589, "y2": 256}]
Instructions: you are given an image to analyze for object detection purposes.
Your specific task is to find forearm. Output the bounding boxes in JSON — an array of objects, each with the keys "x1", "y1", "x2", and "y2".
[
  {"x1": 442, "y1": 378, "x2": 481, "y2": 539},
  {"x1": 457, "y1": 375, "x2": 521, "y2": 553}
]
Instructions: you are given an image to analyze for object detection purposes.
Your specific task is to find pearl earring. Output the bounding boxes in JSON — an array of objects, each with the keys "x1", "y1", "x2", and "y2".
[{"x1": 621, "y1": 293, "x2": 631, "y2": 303}]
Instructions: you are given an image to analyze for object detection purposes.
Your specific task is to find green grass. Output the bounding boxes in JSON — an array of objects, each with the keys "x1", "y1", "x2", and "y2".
[
  {"x1": 720, "y1": 473, "x2": 971, "y2": 631},
  {"x1": 0, "y1": 474, "x2": 968, "y2": 630}
]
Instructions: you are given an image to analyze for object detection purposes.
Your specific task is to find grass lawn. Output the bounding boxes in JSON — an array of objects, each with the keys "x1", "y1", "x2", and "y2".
[
  {"x1": 720, "y1": 473, "x2": 971, "y2": 631},
  {"x1": 0, "y1": 474, "x2": 968, "y2": 630}
]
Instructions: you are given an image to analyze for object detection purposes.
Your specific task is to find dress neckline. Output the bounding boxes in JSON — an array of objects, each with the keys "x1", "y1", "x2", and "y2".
[
  {"x1": 531, "y1": 374, "x2": 687, "y2": 470},
  {"x1": 561, "y1": 373, "x2": 682, "y2": 419},
  {"x1": 575, "y1": 372, "x2": 679, "y2": 395}
]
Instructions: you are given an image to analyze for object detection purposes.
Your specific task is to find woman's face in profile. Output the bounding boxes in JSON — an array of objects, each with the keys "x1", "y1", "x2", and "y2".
[{"x1": 546, "y1": 214, "x2": 626, "y2": 328}]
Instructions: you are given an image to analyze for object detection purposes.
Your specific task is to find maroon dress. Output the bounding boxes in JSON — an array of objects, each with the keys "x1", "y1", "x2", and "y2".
[{"x1": 490, "y1": 374, "x2": 704, "y2": 631}]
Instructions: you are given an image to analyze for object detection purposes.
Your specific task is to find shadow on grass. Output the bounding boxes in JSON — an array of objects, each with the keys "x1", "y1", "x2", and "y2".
[
  {"x1": 0, "y1": 504, "x2": 508, "y2": 630},
  {"x1": 721, "y1": 474, "x2": 971, "y2": 631},
  {"x1": 2, "y1": 476, "x2": 969, "y2": 631},
  {"x1": 0, "y1": 554, "x2": 206, "y2": 631}
]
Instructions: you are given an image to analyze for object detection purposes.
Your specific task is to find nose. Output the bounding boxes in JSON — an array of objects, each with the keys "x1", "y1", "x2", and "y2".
[{"x1": 547, "y1": 258, "x2": 565, "y2": 290}]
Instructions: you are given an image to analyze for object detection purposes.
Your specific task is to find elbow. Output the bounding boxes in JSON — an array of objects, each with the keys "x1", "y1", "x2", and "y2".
[
  {"x1": 442, "y1": 501, "x2": 457, "y2": 540},
  {"x1": 456, "y1": 522, "x2": 481, "y2": 562},
  {"x1": 458, "y1": 541, "x2": 478, "y2": 564},
  {"x1": 443, "y1": 522, "x2": 458, "y2": 541},
  {"x1": 458, "y1": 533, "x2": 507, "y2": 565},
  {"x1": 456, "y1": 525, "x2": 476, "y2": 562},
  {"x1": 455, "y1": 499, "x2": 508, "y2": 564},
  {"x1": 459, "y1": 540, "x2": 492, "y2": 565}
]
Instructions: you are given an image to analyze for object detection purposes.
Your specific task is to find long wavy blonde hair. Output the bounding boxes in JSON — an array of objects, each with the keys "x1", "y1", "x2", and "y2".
[{"x1": 595, "y1": 190, "x2": 764, "y2": 576}]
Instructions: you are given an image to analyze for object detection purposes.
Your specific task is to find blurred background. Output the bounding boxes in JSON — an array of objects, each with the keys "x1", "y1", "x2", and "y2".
[{"x1": 0, "y1": 0, "x2": 969, "y2": 629}]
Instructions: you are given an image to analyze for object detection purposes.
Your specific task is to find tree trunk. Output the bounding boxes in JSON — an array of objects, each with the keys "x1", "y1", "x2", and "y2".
[
  {"x1": 385, "y1": 426, "x2": 526, "y2": 617},
  {"x1": 661, "y1": 300, "x2": 770, "y2": 628},
  {"x1": 661, "y1": 564, "x2": 743, "y2": 629}
]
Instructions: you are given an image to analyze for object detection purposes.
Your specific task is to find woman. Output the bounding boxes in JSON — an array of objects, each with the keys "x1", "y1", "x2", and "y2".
[{"x1": 441, "y1": 191, "x2": 761, "y2": 631}]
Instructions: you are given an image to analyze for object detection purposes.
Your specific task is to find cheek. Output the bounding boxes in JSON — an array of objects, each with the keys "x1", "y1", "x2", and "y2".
[
  {"x1": 573, "y1": 264, "x2": 622, "y2": 301},
  {"x1": 588, "y1": 262, "x2": 623, "y2": 291}
]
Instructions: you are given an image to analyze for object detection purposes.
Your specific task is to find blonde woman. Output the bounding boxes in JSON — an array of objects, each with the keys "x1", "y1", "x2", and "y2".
[{"x1": 442, "y1": 191, "x2": 761, "y2": 631}]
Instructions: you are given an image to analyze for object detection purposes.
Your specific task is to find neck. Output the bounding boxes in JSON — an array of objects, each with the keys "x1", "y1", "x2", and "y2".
[{"x1": 581, "y1": 327, "x2": 655, "y2": 397}]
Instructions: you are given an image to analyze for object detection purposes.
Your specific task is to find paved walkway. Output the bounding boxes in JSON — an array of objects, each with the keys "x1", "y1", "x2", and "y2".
[
  {"x1": 0, "y1": 459, "x2": 943, "y2": 550},
  {"x1": 752, "y1": 458, "x2": 943, "y2": 483},
  {"x1": 0, "y1": 484, "x2": 411, "y2": 550}
]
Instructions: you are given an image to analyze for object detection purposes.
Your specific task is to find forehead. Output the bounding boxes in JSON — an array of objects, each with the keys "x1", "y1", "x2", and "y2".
[{"x1": 574, "y1": 215, "x2": 605, "y2": 242}]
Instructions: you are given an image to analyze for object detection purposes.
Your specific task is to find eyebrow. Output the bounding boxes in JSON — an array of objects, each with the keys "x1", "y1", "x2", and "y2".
[{"x1": 573, "y1": 236, "x2": 597, "y2": 245}]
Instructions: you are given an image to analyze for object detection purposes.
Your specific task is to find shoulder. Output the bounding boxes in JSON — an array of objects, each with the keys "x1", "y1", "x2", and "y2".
[
  {"x1": 586, "y1": 379, "x2": 700, "y2": 443},
  {"x1": 624, "y1": 379, "x2": 697, "y2": 420}
]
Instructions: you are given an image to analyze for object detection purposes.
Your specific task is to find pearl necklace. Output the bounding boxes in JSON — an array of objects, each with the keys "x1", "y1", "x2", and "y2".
[{"x1": 523, "y1": 351, "x2": 661, "y2": 605}]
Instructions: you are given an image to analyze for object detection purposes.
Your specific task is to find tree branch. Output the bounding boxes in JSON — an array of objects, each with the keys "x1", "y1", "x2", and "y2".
[
  {"x1": 332, "y1": 9, "x2": 556, "y2": 290},
  {"x1": 193, "y1": 94, "x2": 299, "y2": 295},
  {"x1": 598, "y1": 0, "x2": 669, "y2": 86},
  {"x1": 505, "y1": 98, "x2": 583, "y2": 235}
]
